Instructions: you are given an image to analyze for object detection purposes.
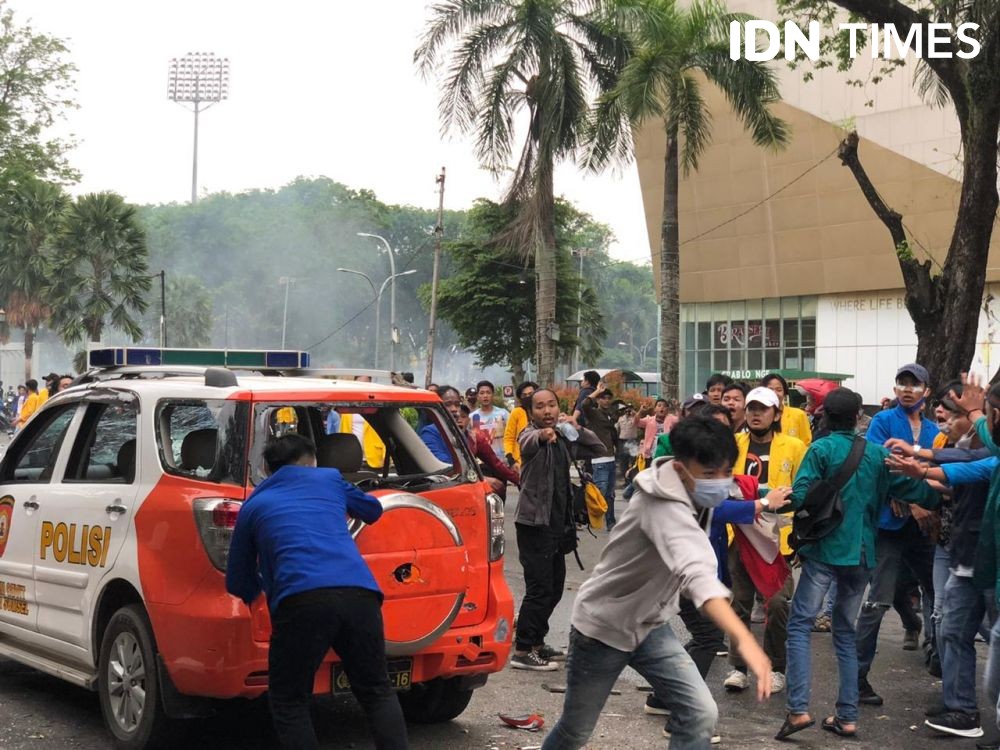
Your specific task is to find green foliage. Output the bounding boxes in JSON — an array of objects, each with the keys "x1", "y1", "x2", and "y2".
[
  {"x1": 0, "y1": 1, "x2": 78, "y2": 190},
  {"x1": 162, "y1": 275, "x2": 212, "y2": 348},
  {"x1": 0, "y1": 178, "x2": 68, "y2": 331},
  {"x1": 48, "y1": 192, "x2": 151, "y2": 344},
  {"x1": 425, "y1": 198, "x2": 610, "y2": 373},
  {"x1": 416, "y1": 0, "x2": 632, "y2": 385},
  {"x1": 895, "y1": 239, "x2": 914, "y2": 262},
  {"x1": 586, "y1": 0, "x2": 789, "y2": 174},
  {"x1": 136, "y1": 177, "x2": 466, "y2": 368}
]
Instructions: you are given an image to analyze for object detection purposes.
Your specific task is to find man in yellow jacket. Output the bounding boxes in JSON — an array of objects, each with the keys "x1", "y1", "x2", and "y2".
[
  {"x1": 723, "y1": 386, "x2": 807, "y2": 695},
  {"x1": 503, "y1": 381, "x2": 537, "y2": 466}
]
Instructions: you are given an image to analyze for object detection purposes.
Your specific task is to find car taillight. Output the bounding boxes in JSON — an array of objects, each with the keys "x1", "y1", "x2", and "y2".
[
  {"x1": 486, "y1": 492, "x2": 504, "y2": 561},
  {"x1": 193, "y1": 498, "x2": 243, "y2": 571}
]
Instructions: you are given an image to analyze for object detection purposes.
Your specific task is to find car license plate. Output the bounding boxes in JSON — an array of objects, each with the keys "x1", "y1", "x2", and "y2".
[{"x1": 332, "y1": 658, "x2": 412, "y2": 694}]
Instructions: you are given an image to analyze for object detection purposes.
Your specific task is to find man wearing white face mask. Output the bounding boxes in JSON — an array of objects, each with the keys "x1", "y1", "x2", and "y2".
[{"x1": 541, "y1": 416, "x2": 773, "y2": 750}]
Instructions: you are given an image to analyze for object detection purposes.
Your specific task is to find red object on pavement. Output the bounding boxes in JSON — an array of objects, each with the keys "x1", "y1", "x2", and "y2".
[{"x1": 498, "y1": 713, "x2": 546, "y2": 731}]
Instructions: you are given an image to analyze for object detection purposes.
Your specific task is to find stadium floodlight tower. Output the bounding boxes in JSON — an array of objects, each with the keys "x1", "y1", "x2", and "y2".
[{"x1": 167, "y1": 52, "x2": 230, "y2": 203}]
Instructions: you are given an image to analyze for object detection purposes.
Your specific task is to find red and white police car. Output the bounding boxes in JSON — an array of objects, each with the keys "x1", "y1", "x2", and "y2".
[{"x1": 0, "y1": 347, "x2": 513, "y2": 748}]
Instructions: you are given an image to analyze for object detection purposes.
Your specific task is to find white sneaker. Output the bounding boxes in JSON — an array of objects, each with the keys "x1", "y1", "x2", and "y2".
[
  {"x1": 771, "y1": 671, "x2": 786, "y2": 693},
  {"x1": 724, "y1": 669, "x2": 749, "y2": 692}
]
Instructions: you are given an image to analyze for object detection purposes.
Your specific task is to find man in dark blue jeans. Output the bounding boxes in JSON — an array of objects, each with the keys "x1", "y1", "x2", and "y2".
[
  {"x1": 855, "y1": 363, "x2": 940, "y2": 706},
  {"x1": 226, "y1": 433, "x2": 408, "y2": 750}
]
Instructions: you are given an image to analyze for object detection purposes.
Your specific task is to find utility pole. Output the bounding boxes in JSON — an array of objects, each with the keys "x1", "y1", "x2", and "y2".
[
  {"x1": 424, "y1": 167, "x2": 446, "y2": 389},
  {"x1": 159, "y1": 270, "x2": 167, "y2": 348}
]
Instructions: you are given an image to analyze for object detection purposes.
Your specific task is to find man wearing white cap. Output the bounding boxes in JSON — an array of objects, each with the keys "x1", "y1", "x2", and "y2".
[{"x1": 723, "y1": 386, "x2": 806, "y2": 695}]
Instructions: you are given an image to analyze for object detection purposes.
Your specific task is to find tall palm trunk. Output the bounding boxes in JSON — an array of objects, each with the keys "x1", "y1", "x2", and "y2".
[
  {"x1": 534, "y1": 165, "x2": 558, "y2": 388},
  {"x1": 658, "y1": 128, "x2": 681, "y2": 401},
  {"x1": 22, "y1": 327, "x2": 34, "y2": 383}
]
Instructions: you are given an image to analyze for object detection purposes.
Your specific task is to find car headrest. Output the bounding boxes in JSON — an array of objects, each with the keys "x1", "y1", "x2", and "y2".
[
  {"x1": 117, "y1": 439, "x2": 136, "y2": 483},
  {"x1": 180, "y1": 428, "x2": 217, "y2": 471},
  {"x1": 316, "y1": 433, "x2": 363, "y2": 474}
]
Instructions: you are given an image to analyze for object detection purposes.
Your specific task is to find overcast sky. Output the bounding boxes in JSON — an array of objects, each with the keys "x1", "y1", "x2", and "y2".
[{"x1": 11, "y1": 0, "x2": 650, "y2": 264}]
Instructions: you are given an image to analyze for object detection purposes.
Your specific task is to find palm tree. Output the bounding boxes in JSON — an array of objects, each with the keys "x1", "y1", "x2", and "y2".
[
  {"x1": 0, "y1": 179, "x2": 69, "y2": 380},
  {"x1": 587, "y1": 0, "x2": 788, "y2": 399},
  {"x1": 48, "y1": 192, "x2": 151, "y2": 344},
  {"x1": 415, "y1": 0, "x2": 630, "y2": 387}
]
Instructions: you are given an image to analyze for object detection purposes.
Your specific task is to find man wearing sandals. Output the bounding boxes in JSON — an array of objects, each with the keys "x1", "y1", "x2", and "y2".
[{"x1": 776, "y1": 388, "x2": 939, "y2": 741}]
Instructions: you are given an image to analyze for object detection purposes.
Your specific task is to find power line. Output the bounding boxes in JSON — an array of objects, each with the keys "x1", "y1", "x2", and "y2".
[
  {"x1": 304, "y1": 235, "x2": 438, "y2": 352},
  {"x1": 306, "y1": 147, "x2": 843, "y2": 352},
  {"x1": 611, "y1": 145, "x2": 841, "y2": 265}
]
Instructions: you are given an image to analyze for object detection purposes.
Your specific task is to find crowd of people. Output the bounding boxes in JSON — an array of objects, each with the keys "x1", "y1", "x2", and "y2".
[
  {"x1": 2, "y1": 372, "x2": 74, "y2": 434},
  {"x1": 32, "y1": 357, "x2": 991, "y2": 750},
  {"x1": 497, "y1": 363, "x2": 1000, "y2": 750}
]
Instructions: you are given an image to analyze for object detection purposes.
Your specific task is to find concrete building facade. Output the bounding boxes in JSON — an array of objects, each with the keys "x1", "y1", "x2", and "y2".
[{"x1": 635, "y1": 0, "x2": 1000, "y2": 402}]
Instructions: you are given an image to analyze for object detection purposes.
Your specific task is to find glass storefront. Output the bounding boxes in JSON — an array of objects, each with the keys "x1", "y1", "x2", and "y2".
[{"x1": 681, "y1": 296, "x2": 817, "y2": 395}]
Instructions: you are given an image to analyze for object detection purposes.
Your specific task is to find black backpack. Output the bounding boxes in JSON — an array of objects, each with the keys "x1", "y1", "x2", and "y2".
[{"x1": 790, "y1": 436, "x2": 866, "y2": 549}]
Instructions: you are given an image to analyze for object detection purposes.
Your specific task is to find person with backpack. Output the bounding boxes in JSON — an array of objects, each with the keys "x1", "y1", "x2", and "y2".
[
  {"x1": 776, "y1": 388, "x2": 940, "y2": 741},
  {"x1": 579, "y1": 381, "x2": 619, "y2": 531},
  {"x1": 512, "y1": 389, "x2": 605, "y2": 671}
]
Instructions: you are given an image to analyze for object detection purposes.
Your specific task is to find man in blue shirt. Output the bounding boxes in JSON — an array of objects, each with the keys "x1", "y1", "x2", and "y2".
[
  {"x1": 226, "y1": 433, "x2": 408, "y2": 750},
  {"x1": 855, "y1": 363, "x2": 940, "y2": 707}
]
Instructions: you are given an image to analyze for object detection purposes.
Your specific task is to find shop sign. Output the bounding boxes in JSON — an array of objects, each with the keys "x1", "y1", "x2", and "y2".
[{"x1": 716, "y1": 321, "x2": 780, "y2": 348}]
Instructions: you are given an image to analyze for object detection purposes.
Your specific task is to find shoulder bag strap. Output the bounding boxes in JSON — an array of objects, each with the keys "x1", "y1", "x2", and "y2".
[{"x1": 829, "y1": 436, "x2": 867, "y2": 491}]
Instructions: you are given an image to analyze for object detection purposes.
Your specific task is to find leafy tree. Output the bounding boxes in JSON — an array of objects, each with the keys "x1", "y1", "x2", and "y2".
[
  {"x1": 0, "y1": 178, "x2": 68, "y2": 379},
  {"x1": 48, "y1": 192, "x2": 151, "y2": 344},
  {"x1": 426, "y1": 199, "x2": 607, "y2": 384},
  {"x1": 415, "y1": 0, "x2": 630, "y2": 387},
  {"x1": 0, "y1": 1, "x2": 78, "y2": 190},
  {"x1": 778, "y1": 0, "x2": 1000, "y2": 385},
  {"x1": 587, "y1": 0, "x2": 788, "y2": 399}
]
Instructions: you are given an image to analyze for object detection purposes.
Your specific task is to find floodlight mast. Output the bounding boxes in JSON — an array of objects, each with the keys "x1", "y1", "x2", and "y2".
[{"x1": 167, "y1": 52, "x2": 230, "y2": 203}]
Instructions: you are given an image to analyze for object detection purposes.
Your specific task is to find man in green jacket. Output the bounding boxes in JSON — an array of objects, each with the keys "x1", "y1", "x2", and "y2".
[{"x1": 777, "y1": 388, "x2": 939, "y2": 742}]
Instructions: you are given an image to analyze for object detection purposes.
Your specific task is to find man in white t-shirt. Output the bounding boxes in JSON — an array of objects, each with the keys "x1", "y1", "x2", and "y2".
[{"x1": 471, "y1": 380, "x2": 510, "y2": 459}]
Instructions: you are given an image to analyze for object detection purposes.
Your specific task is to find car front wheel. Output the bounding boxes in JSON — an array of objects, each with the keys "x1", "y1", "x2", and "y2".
[
  {"x1": 398, "y1": 677, "x2": 475, "y2": 723},
  {"x1": 98, "y1": 604, "x2": 171, "y2": 749}
]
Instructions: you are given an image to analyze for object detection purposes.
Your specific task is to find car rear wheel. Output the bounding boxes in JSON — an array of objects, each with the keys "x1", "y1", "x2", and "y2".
[
  {"x1": 98, "y1": 604, "x2": 172, "y2": 749},
  {"x1": 398, "y1": 677, "x2": 475, "y2": 723}
]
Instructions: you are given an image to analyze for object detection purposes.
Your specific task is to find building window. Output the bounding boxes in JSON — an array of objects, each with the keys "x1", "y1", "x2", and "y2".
[{"x1": 680, "y1": 295, "x2": 819, "y2": 395}]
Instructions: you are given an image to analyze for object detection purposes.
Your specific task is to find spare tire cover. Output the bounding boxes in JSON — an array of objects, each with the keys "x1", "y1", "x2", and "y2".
[{"x1": 351, "y1": 492, "x2": 469, "y2": 656}]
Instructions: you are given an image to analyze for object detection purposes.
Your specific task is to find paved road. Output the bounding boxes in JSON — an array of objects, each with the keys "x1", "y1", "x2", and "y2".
[{"x1": 0, "y1": 483, "x2": 995, "y2": 748}]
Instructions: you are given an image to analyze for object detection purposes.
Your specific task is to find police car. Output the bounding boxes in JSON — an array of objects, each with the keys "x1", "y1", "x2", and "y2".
[{"x1": 0, "y1": 347, "x2": 513, "y2": 749}]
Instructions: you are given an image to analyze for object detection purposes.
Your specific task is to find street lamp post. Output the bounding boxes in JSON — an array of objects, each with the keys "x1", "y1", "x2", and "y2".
[
  {"x1": 338, "y1": 267, "x2": 417, "y2": 369},
  {"x1": 167, "y1": 52, "x2": 230, "y2": 203},
  {"x1": 357, "y1": 232, "x2": 403, "y2": 372},
  {"x1": 278, "y1": 277, "x2": 296, "y2": 349},
  {"x1": 618, "y1": 336, "x2": 658, "y2": 368}
]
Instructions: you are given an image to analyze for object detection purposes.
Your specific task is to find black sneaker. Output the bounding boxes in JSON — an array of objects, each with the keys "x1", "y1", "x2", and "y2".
[
  {"x1": 925, "y1": 701, "x2": 947, "y2": 717},
  {"x1": 510, "y1": 651, "x2": 558, "y2": 671},
  {"x1": 925, "y1": 711, "x2": 984, "y2": 738},
  {"x1": 537, "y1": 643, "x2": 566, "y2": 662},
  {"x1": 903, "y1": 629, "x2": 920, "y2": 650},
  {"x1": 858, "y1": 676, "x2": 883, "y2": 706},
  {"x1": 976, "y1": 741, "x2": 1000, "y2": 750},
  {"x1": 644, "y1": 694, "x2": 670, "y2": 716}
]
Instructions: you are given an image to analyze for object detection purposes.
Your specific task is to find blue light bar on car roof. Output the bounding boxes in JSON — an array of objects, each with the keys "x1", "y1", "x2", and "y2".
[{"x1": 87, "y1": 347, "x2": 311, "y2": 369}]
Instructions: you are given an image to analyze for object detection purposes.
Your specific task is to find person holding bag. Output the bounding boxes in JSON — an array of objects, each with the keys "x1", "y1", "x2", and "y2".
[{"x1": 777, "y1": 388, "x2": 940, "y2": 741}]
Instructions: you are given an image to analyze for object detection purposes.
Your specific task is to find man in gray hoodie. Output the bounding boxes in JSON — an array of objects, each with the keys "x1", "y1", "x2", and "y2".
[{"x1": 541, "y1": 416, "x2": 773, "y2": 750}]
